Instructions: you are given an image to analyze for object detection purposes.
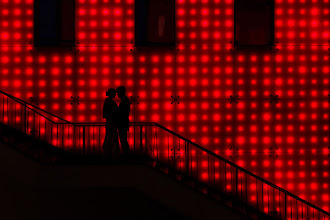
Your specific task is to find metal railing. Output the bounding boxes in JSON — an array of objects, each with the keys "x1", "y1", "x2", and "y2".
[{"x1": 0, "y1": 90, "x2": 329, "y2": 220}]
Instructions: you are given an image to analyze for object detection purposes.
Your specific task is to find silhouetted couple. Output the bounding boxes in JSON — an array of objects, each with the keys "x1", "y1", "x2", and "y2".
[{"x1": 102, "y1": 86, "x2": 130, "y2": 160}]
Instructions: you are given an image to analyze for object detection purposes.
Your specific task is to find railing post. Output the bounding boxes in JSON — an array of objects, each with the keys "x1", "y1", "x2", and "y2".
[
  {"x1": 2, "y1": 96, "x2": 4, "y2": 123},
  {"x1": 256, "y1": 179, "x2": 259, "y2": 210},
  {"x1": 185, "y1": 142, "x2": 189, "y2": 176},
  {"x1": 173, "y1": 135, "x2": 176, "y2": 169},
  {"x1": 285, "y1": 194, "x2": 287, "y2": 220},
  {"x1": 133, "y1": 124, "x2": 136, "y2": 153},
  {"x1": 6, "y1": 98, "x2": 8, "y2": 126},
  {"x1": 73, "y1": 125, "x2": 76, "y2": 152},
  {"x1": 140, "y1": 125, "x2": 143, "y2": 159},
  {"x1": 23, "y1": 103, "x2": 27, "y2": 133},
  {"x1": 262, "y1": 183, "x2": 264, "y2": 213},
  {"x1": 236, "y1": 167, "x2": 238, "y2": 197},
  {"x1": 83, "y1": 125, "x2": 86, "y2": 156}
]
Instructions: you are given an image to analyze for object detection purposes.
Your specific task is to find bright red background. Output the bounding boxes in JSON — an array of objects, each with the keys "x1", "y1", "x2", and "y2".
[{"x1": 0, "y1": 0, "x2": 330, "y2": 211}]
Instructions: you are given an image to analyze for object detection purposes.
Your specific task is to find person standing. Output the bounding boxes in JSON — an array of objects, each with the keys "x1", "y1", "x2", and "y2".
[
  {"x1": 116, "y1": 86, "x2": 130, "y2": 156},
  {"x1": 102, "y1": 88, "x2": 120, "y2": 160}
]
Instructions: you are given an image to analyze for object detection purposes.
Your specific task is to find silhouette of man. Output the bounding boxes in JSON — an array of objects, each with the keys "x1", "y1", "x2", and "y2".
[{"x1": 116, "y1": 86, "x2": 130, "y2": 155}]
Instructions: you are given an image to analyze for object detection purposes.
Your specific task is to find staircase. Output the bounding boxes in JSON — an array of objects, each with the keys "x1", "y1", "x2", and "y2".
[{"x1": 0, "y1": 90, "x2": 329, "y2": 220}]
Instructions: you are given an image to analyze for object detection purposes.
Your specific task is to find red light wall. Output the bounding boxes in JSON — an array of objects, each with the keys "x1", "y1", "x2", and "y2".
[{"x1": 1, "y1": 0, "x2": 330, "y2": 211}]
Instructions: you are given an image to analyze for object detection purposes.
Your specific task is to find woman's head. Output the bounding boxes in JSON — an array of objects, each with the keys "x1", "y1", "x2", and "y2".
[{"x1": 106, "y1": 88, "x2": 116, "y2": 98}]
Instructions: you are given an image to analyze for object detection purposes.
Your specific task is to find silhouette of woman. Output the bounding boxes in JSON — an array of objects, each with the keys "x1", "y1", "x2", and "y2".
[{"x1": 102, "y1": 88, "x2": 120, "y2": 160}]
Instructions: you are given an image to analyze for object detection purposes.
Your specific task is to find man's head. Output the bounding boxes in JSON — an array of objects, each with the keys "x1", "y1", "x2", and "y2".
[
  {"x1": 106, "y1": 88, "x2": 116, "y2": 99},
  {"x1": 116, "y1": 86, "x2": 126, "y2": 98}
]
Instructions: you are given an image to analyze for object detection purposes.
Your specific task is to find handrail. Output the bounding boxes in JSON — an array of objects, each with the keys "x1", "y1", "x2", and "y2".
[
  {"x1": 0, "y1": 90, "x2": 73, "y2": 125},
  {"x1": 21, "y1": 103, "x2": 58, "y2": 124},
  {"x1": 1, "y1": 89, "x2": 329, "y2": 217},
  {"x1": 0, "y1": 91, "x2": 157, "y2": 127},
  {"x1": 153, "y1": 123, "x2": 330, "y2": 216}
]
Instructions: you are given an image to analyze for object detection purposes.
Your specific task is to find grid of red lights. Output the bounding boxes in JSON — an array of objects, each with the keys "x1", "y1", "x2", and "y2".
[{"x1": 0, "y1": 0, "x2": 330, "y2": 211}]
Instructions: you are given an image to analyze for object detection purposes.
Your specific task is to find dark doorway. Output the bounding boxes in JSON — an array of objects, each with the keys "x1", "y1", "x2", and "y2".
[
  {"x1": 234, "y1": 0, "x2": 274, "y2": 47},
  {"x1": 34, "y1": 0, "x2": 75, "y2": 47},
  {"x1": 135, "y1": 0, "x2": 175, "y2": 46}
]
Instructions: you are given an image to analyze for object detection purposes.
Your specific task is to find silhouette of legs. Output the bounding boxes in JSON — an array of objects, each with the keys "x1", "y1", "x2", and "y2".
[
  {"x1": 112, "y1": 127, "x2": 120, "y2": 160},
  {"x1": 118, "y1": 128, "x2": 129, "y2": 155},
  {"x1": 102, "y1": 124, "x2": 113, "y2": 159},
  {"x1": 102, "y1": 123, "x2": 120, "y2": 160}
]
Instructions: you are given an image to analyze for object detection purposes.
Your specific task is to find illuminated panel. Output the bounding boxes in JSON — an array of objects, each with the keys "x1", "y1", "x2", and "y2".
[
  {"x1": 0, "y1": 0, "x2": 34, "y2": 99},
  {"x1": 176, "y1": 0, "x2": 234, "y2": 46},
  {"x1": 135, "y1": 101, "x2": 174, "y2": 128},
  {"x1": 36, "y1": 52, "x2": 74, "y2": 100},
  {"x1": 176, "y1": 45, "x2": 233, "y2": 100},
  {"x1": 176, "y1": 100, "x2": 234, "y2": 156},
  {"x1": 0, "y1": 0, "x2": 34, "y2": 46},
  {"x1": 32, "y1": 50, "x2": 74, "y2": 122},
  {"x1": 275, "y1": 0, "x2": 330, "y2": 45},
  {"x1": 0, "y1": 46, "x2": 33, "y2": 99},
  {"x1": 275, "y1": 100, "x2": 330, "y2": 210},
  {"x1": 76, "y1": 0, "x2": 134, "y2": 46},
  {"x1": 275, "y1": 150, "x2": 330, "y2": 212},
  {"x1": 275, "y1": 45, "x2": 330, "y2": 99},
  {"x1": 76, "y1": 46, "x2": 134, "y2": 122},
  {"x1": 37, "y1": 100, "x2": 74, "y2": 123},
  {"x1": 135, "y1": 100, "x2": 175, "y2": 162},
  {"x1": 235, "y1": 51, "x2": 274, "y2": 99},
  {"x1": 135, "y1": 49, "x2": 175, "y2": 101},
  {"x1": 233, "y1": 101, "x2": 274, "y2": 178}
]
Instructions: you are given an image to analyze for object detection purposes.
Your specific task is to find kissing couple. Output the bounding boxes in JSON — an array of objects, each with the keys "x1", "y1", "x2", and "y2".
[{"x1": 102, "y1": 86, "x2": 130, "y2": 160}]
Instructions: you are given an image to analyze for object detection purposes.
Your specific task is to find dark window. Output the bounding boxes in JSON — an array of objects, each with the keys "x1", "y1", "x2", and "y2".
[
  {"x1": 135, "y1": 0, "x2": 175, "y2": 46},
  {"x1": 234, "y1": 0, "x2": 274, "y2": 47},
  {"x1": 34, "y1": 0, "x2": 75, "y2": 47}
]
